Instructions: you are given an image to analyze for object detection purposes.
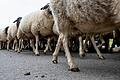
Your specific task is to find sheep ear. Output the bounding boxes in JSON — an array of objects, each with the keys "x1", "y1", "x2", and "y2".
[
  {"x1": 4, "y1": 26, "x2": 9, "y2": 35},
  {"x1": 40, "y1": 3, "x2": 50, "y2": 10},
  {"x1": 48, "y1": 8, "x2": 52, "y2": 15},
  {"x1": 13, "y1": 17, "x2": 22, "y2": 23},
  {"x1": 13, "y1": 20, "x2": 17, "y2": 23}
]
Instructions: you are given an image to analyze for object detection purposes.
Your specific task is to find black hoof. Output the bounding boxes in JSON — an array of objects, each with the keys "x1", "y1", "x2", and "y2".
[
  {"x1": 49, "y1": 50, "x2": 52, "y2": 52},
  {"x1": 85, "y1": 49, "x2": 88, "y2": 53},
  {"x1": 17, "y1": 52, "x2": 20, "y2": 53},
  {"x1": 81, "y1": 54, "x2": 86, "y2": 58},
  {"x1": 35, "y1": 54, "x2": 40, "y2": 56},
  {"x1": 52, "y1": 60, "x2": 58, "y2": 64},
  {"x1": 80, "y1": 54, "x2": 85, "y2": 58},
  {"x1": 68, "y1": 68, "x2": 80, "y2": 72},
  {"x1": 99, "y1": 56, "x2": 105, "y2": 60},
  {"x1": 97, "y1": 55, "x2": 105, "y2": 60},
  {"x1": 43, "y1": 52, "x2": 46, "y2": 55}
]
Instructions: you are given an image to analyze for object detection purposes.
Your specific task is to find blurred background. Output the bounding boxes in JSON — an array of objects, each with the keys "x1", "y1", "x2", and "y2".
[{"x1": 0, "y1": 0, "x2": 49, "y2": 29}]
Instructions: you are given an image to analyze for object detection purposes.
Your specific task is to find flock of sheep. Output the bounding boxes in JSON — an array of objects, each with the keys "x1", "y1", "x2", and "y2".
[{"x1": 0, "y1": 0, "x2": 120, "y2": 72}]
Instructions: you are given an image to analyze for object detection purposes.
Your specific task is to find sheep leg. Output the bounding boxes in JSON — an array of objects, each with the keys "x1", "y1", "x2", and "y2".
[
  {"x1": 97, "y1": 36, "x2": 105, "y2": 48},
  {"x1": 2, "y1": 42, "x2": 4, "y2": 49},
  {"x1": 24, "y1": 43, "x2": 29, "y2": 49},
  {"x1": 48, "y1": 40, "x2": 52, "y2": 51},
  {"x1": 83, "y1": 36, "x2": 89, "y2": 52},
  {"x1": 21, "y1": 39, "x2": 25, "y2": 49},
  {"x1": 52, "y1": 34, "x2": 62, "y2": 64},
  {"x1": 18, "y1": 39, "x2": 24, "y2": 51},
  {"x1": 0, "y1": 42, "x2": 1, "y2": 49},
  {"x1": 30, "y1": 39, "x2": 36, "y2": 54},
  {"x1": 2, "y1": 42, "x2": 5, "y2": 49},
  {"x1": 62, "y1": 34, "x2": 79, "y2": 72},
  {"x1": 44, "y1": 38, "x2": 49, "y2": 53},
  {"x1": 35, "y1": 35, "x2": 40, "y2": 56},
  {"x1": 5, "y1": 41, "x2": 7, "y2": 49},
  {"x1": 7, "y1": 40, "x2": 10, "y2": 51},
  {"x1": 14, "y1": 39, "x2": 18, "y2": 52},
  {"x1": 12, "y1": 40, "x2": 15, "y2": 50},
  {"x1": 17, "y1": 39, "x2": 22, "y2": 53},
  {"x1": 90, "y1": 36, "x2": 105, "y2": 60},
  {"x1": 44, "y1": 38, "x2": 52, "y2": 53},
  {"x1": 79, "y1": 36, "x2": 85, "y2": 58}
]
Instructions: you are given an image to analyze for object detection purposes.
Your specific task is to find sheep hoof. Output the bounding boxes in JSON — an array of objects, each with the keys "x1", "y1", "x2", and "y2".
[
  {"x1": 50, "y1": 49, "x2": 52, "y2": 52},
  {"x1": 43, "y1": 52, "x2": 47, "y2": 55},
  {"x1": 68, "y1": 68, "x2": 80, "y2": 72},
  {"x1": 80, "y1": 54, "x2": 86, "y2": 58},
  {"x1": 17, "y1": 50, "x2": 21, "y2": 53},
  {"x1": 17, "y1": 51, "x2": 20, "y2": 53},
  {"x1": 15, "y1": 50, "x2": 17, "y2": 52},
  {"x1": 52, "y1": 60, "x2": 58, "y2": 64},
  {"x1": 85, "y1": 49, "x2": 88, "y2": 52},
  {"x1": 44, "y1": 53, "x2": 46, "y2": 55},
  {"x1": 35, "y1": 54, "x2": 40, "y2": 56},
  {"x1": 98, "y1": 55, "x2": 105, "y2": 60},
  {"x1": 43, "y1": 50, "x2": 47, "y2": 53}
]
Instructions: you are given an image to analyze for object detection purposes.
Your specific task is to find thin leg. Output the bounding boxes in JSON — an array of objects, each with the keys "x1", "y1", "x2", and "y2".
[
  {"x1": 83, "y1": 36, "x2": 89, "y2": 52},
  {"x1": 14, "y1": 39, "x2": 18, "y2": 52},
  {"x1": 79, "y1": 36, "x2": 85, "y2": 58},
  {"x1": 52, "y1": 33, "x2": 63, "y2": 64},
  {"x1": 7, "y1": 40, "x2": 10, "y2": 51},
  {"x1": 30, "y1": 39, "x2": 36, "y2": 54},
  {"x1": 17, "y1": 39, "x2": 22, "y2": 53},
  {"x1": 62, "y1": 34, "x2": 79, "y2": 72},
  {"x1": 21, "y1": 39, "x2": 25, "y2": 49},
  {"x1": 35, "y1": 35, "x2": 39, "y2": 56},
  {"x1": 90, "y1": 36, "x2": 105, "y2": 59},
  {"x1": 0, "y1": 42, "x2": 1, "y2": 49},
  {"x1": 44, "y1": 38, "x2": 51, "y2": 53},
  {"x1": 12, "y1": 40, "x2": 15, "y2": 50}
]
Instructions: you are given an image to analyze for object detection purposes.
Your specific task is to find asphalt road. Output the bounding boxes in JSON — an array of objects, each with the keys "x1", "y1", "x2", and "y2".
[{"x1": 0, "y1": 50, "x2": 120, "y2": 80}]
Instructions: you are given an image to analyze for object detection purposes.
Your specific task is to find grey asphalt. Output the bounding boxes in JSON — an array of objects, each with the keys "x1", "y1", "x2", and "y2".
[{"x1": 0, "y1": 50, "x2": 120, "y2": 80}]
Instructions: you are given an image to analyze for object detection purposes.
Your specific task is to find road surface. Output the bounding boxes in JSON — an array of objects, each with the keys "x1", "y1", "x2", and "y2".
[{"x1": 0, "y1": 50, "x2": 120, "y2": 80}]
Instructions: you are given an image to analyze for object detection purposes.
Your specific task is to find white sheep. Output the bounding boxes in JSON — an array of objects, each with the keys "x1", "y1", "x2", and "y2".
[
  {"x1": 7, "y1": 23, "x2": 18, "y2": 51},
  {"x1": 50, "y1": 0, "x2": 120, "y2": 72},
  {"x1": 45, "y1": 21, "x2": 105, "y2": 59},
  {"x1": 0, "y1": 26, "x2": 9, "y2": 49},
  {"x1": 7, "y1": 17, "x2": 22, "y2": 51},
  {"x1": 43, "y1": 22, "x2": 59, "y2": 53},
  {"x1": 17, "y1": 28, "x2": 29, "y2": 52},
  {"x1": 17, "y1": 4, "x2": 54, "y2": 55}
]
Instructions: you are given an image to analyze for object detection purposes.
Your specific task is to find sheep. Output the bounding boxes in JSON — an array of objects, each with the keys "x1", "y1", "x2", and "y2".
[
  {"x1": 50, "y1": 0, "x2": 120, "y2": 72},
  {"x1": 7, "y1": 23, "x2": 18, "y2": 51},
  {"x1": 0, "y1": 26, "x2": 9, "y2": 49},
  {"x1": 43, "y1": 23, "x2": 59, "y2": 53},
  {"x1": 7, "y1": 17, "x2": 22, "y2": 51},
  {"x1": 45, "y1": 22, "x2": 105, "y2": 59},
  {"x1": 17, "y1": 3, "x2": 54, "y2": 55},
  {"x1": 43, "y1": 38, "x2": 53, "y2": 53},
  {"x1": 17, "y1": 23, "x2": 31, "y2": 53},
  {"x1": 79, "y1": 34, "x2": 106, "y2": 59},
  {"x1": 13, "y1": 17, "x2": 29, "y2": 53},
  {"x1": 17, "y1": 27, "x2": 34, "y2": 53}
]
